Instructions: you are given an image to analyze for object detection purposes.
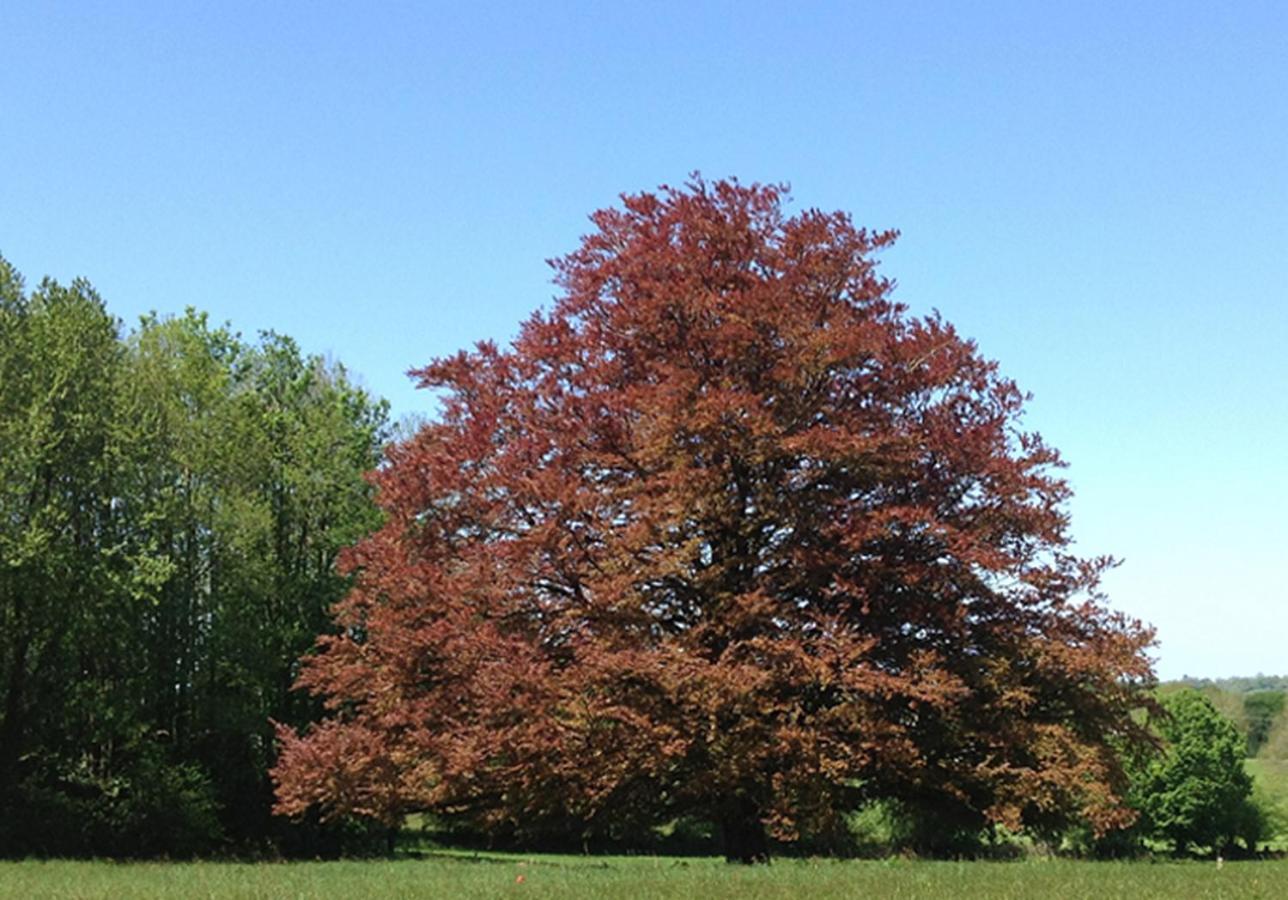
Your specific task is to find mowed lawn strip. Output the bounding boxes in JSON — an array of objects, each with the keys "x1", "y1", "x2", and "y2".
[{"x1": 2, "y1": 857, "x2": 1287, "y2": 900}]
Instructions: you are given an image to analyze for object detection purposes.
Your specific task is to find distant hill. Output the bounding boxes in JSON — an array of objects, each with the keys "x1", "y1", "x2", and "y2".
[{"x1": 1170, "y1": 675, "x2": 1288, "y2": 695}]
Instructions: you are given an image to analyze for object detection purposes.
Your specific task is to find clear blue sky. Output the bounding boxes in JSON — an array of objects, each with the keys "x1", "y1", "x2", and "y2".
[{"x1": 2, "y1": 2, "x2": 1284, "y2": 679}]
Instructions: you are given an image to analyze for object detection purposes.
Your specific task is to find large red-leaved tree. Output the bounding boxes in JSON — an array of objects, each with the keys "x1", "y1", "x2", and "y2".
[{"x1": 272, "y1": 177, "x2": 1154, "y2": 862}]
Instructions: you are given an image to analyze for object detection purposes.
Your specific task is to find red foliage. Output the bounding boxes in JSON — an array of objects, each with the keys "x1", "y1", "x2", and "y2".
[{"x1": 272, "y1": 177, "x2": 1154, "y2": 859}]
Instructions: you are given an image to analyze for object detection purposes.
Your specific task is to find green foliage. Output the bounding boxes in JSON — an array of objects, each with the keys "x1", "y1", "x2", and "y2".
[
  {"x1": 1157, "y1": 680, "x2": 1288, "y2": 760},
  {"x1": 0, "y1": 267, "x2": 124, "y2": 814},
  {"x1": 0, "y1": 256, "x2": 389, "y2": 857},
  {"x1": 841, "y1": 800, "x2": 993, "y2": 858},
  {"x1": 1174, "y1": 674, "x2": 1288, "y2": 695},
  {"x1": 1157, "y1": 683, "x2": 1247, "y2": 741},
  {"x1": 1, "y1": 741, "x2": 221, "y2": 858},
  {"x1": 1257, "y1": 713, "x2": 1288, "y2": 761},
  {"x1": 1244, "y1": 691, "x2": 1286, "y2": 757},
  {"x1": 1132, "y1": 690, "x2": 1259, "y2": 855},
  {"x1": 843, "y1": 801, "x2": 908, "y2": 856},
  {"x1": 113, "y1": 314, "x2": 390, "y2": 849}
]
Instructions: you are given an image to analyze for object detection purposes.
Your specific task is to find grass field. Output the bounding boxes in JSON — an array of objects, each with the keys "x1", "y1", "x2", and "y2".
[
  {"x1": 3, "y1": 855, "x2": 1288, "y2": 899},
  {"x1": 1249, "y1": 758, "x2": 1288, "y2": 803},
  {"x1": 9, "y1": 764, "x2": 1288, "y2": 900},
  {"x1": 9, "y1": 766, "x2": 1288, "y2": 900},
  {"x1": 1248, "y1": 757, "x2": 1288, "y2": 852}
]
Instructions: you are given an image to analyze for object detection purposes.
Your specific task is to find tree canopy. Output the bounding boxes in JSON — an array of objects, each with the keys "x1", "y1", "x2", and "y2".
[
  {"x1": 0, "y1": 257, "x2": 389, "y2": 856},
  {"x1": 1133, "y1": 690, "x2": 1258, "y2": 855},
  {"x1": 269, "y1": 177, "x2": 1156, "y2": 861}
]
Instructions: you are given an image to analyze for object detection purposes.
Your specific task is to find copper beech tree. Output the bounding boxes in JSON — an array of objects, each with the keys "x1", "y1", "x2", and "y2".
[{"x1": 272, "y1": 178, "x2": 1155, "y2": 862}]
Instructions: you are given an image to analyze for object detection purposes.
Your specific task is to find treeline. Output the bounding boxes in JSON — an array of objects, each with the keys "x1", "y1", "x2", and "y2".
[
  {"x1": 0, "y1": 257, "x2": 389, "y2": 856},
  {"x1": 1174, "y1": 675, "x2": 1288, "y2": 695}
]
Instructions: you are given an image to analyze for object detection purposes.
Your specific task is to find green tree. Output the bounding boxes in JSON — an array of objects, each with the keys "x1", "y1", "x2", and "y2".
[
  {"x1": 0, "y1": 262, "x2": 122, "y2": 781},
  {"x1": 0, "y1": 259, "x2": 187, "y2": 853},
  {"x1": 1, "y1": 256, "x2": 388, "y2": 856},
  {"x1": 115, "y1": 312, "x2": 390, "y2": 849},
  {"x1": 1135, "y1": 690, "x2": 1258, "y2": 855},
  {"x1": 1243, "y1": 691, "x2": 1284, "y2": 757},
  {"x1": 196, "y1": 330, "x2": 390, "y2": 846}
]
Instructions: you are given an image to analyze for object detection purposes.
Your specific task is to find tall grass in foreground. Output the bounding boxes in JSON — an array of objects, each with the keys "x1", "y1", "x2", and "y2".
[{"x1": 3, "y1": 856, "x2": 1287, "y2": 900}]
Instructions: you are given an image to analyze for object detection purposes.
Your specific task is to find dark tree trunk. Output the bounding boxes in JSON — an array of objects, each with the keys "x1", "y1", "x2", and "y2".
[{"x1": 721, "y1": 797, "x2": 770, "y2": 864}]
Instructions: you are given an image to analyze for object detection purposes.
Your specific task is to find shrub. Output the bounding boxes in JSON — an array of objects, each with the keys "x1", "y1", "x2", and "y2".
[{"x1": 0, "y1": 744, "x2": 222, "y2": 858}]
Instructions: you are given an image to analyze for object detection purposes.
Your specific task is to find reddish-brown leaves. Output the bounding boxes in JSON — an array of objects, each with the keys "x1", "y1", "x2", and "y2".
[{"x1": 272, "y1": 176, "x2": 1154, "y2": 848}]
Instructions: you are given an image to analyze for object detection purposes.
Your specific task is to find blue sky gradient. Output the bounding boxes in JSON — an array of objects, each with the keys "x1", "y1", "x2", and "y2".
[{"x1": 2, "y1": 1, "x2": 1284, "y2": 678}]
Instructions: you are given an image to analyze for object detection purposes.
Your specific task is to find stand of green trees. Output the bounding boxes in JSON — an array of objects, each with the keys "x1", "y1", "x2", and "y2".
[{"x1": 0, "y1": 257, "x2": 389, "y2": 856}]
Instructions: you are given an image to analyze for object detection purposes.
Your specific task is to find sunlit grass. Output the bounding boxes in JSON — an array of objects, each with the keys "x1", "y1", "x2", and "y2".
[
  {"x1": 4, "y1": 856, "x2": 1288, "y2": 899},
  {"x1": 1248, "y1": 757, "x2": 1288, "y2": 851}
]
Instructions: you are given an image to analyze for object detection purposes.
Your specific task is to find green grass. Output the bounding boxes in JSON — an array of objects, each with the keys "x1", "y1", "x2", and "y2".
[
  {"x1": 1248, "y1": 757, "x2": 1288, "y2": 851},
  {"x1": 3, "y1": 856, "x2": 1288, "y2": 899},
  {"x1": 1248, "y1": 758, "x2": 1288, "y2": 800}
]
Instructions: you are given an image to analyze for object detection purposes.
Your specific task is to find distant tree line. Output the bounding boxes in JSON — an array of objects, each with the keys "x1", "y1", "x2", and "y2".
[
  {"x1": 0, "y1": 256, "x2": 389, "y2": 856},
  {"x1": 1175, "y1": 675, "x2": 1288, "y2": 695}
]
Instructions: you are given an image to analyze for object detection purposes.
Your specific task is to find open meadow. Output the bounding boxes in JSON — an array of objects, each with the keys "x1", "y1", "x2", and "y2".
[{"x1": 3, "y1": 855, "x2": 1288, "y2": 900}]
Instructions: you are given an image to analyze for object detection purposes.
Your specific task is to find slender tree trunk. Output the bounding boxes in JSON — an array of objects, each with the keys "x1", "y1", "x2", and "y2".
[{"x1": 721, "y1": 796, "x2": 770, "y2": 864}]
